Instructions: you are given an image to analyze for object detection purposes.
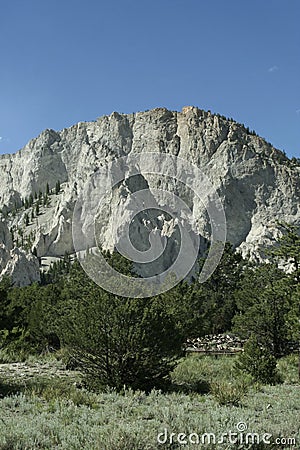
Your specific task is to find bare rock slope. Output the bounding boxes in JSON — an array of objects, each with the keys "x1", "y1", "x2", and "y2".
[{"x1": 0, "y1": 107, "x2": 299, "y2": 285}]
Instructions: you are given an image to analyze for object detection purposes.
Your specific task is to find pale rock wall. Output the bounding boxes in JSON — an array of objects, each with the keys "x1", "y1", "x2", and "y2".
[{"x1": 0, "y1": 107, "x2": 299, "y2": 284}]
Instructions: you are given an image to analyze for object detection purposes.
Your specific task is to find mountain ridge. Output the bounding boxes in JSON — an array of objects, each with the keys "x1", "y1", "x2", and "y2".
[{"x1": 0, "y1": 106, "x2": 299, "y2": 285}]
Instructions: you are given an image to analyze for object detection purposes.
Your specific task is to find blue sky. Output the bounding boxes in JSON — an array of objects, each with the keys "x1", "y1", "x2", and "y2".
[{"x1": 0, "y1": 0, "x2": 299, "y2": 157}]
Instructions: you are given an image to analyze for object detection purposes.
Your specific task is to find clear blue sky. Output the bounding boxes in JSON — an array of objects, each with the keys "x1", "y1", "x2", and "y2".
[{"x1": 0, "y1": 0, "x2": 299, "y2": 157}]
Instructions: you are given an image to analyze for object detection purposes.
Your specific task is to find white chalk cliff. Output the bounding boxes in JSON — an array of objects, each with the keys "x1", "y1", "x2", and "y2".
[{"x1": 0, "y1": 107, "x2": 299, "y2": 285}]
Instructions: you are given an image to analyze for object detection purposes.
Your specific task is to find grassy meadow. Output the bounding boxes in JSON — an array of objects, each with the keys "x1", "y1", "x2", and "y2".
[{"x1": 0, "y1": 352, "x2": 299, "y2": 449}]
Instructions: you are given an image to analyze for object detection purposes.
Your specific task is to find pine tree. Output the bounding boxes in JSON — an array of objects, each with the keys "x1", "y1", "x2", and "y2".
[
  {"x1": 271, "y1": 223, "x2": 300, "y2": 284},
  {"x1": 236, "y1": 335, "x2": 281, "y2": 384},
  {"x1": 189, "y1": 243, "x2": 248, "y2": 335},
  {"x1": 60, "y1": 262, "x2": 183, "y2": 392},
  {"x1": 55, "y1": 180, "x2": 61, "y2": 195},
  {"x1": 24, "y1": 213, "x2": 29, "y2": 226},
  {"x1": 29, "y1": 194, "x2": 34, "y2": 207},
  {"x1": 234, "y1": 264, "x2": 292, "y2": 357},
  {"x1": 43, "y1": 194, "x2": 48, "y2": 207}
]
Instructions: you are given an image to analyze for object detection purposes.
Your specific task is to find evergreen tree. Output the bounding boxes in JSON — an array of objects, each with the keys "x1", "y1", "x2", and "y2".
[
  {"x1": 43, "y1": 194, "x2": 48, "y2": 207},
  {"x1": 233, "y1": 224, "x2": 300, "y2": 362},
  {"x1": 55, "y1": 180, "x2": 61, "y2": 195},
  {"x1": 24, "y1": 213, "x2": 29, "y2": 226},
  {"x1": 0, "y1": 277, "x2": 12, "y2": 332},
  {"x1": 236, "y1": 335, "x2": 281, "y2": 384},
  {"x1": 234, "y1": 264, "x2": 292, "y2": 357},
  {"x1": 59, "y1": 262, "x2": 184, "y2": 392},
  {"x1": 188, "y1": 243, "x2": 248, "y2": 336},
  {"x1": 29, "y1": 194, "x2": 34, "y2": 207},
  {"x1": 269, "y1": 223, "x2": 300, "y2": 375},
  {"x1": 271, "y1": 222, "x2": 300, "y2": 284}
]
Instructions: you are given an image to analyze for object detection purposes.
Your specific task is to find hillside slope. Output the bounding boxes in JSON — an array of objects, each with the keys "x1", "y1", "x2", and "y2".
[{"x1": 0, "y1": 106, "x2": 299, "y2": 285}]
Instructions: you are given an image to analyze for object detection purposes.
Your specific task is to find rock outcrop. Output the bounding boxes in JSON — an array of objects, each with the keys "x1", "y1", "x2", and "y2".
[
  {"x1": 0, "y1": 219, "x2": 40, "y2": 285},
  {"x1": 0, "y1": 107, "x2": 299, "y2": 285}
]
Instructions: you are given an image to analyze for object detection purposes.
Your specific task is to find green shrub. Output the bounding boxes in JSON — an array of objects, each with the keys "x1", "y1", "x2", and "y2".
[
  {"x1": 211, "y1": 378, "x2": 249, "y2": 406},
  {"x1": 277, "y1": 353, "x2": 299, "y2": 384},
  {"x1": 0, "y1": 327, "x2": 33, "y2": 362},
  {"x1": 236, "y1": 335, "x2": 282, "y2": 385},
  {"x1": 172, "y1": 355, "x2": 239, "y2": 384},
  {"x1": 0, "y1": 362, "x2": 300, "y2": 449},
  {"x1": 61, "y1": 266, "x2": 184, "y2": 392},
  {"x1": 30, "y1": 383, "x2": 97, "y2": 408}
]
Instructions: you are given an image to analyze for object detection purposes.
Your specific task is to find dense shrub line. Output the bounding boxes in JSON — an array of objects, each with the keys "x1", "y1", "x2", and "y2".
[{"x1": 0, "y1": 223, "x2": 299, "y2": 391}]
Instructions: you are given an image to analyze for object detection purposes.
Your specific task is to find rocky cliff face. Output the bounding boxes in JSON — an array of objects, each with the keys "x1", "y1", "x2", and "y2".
[{"x1": 0, "y1": 106, "x2": 299, "y2": 285}]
